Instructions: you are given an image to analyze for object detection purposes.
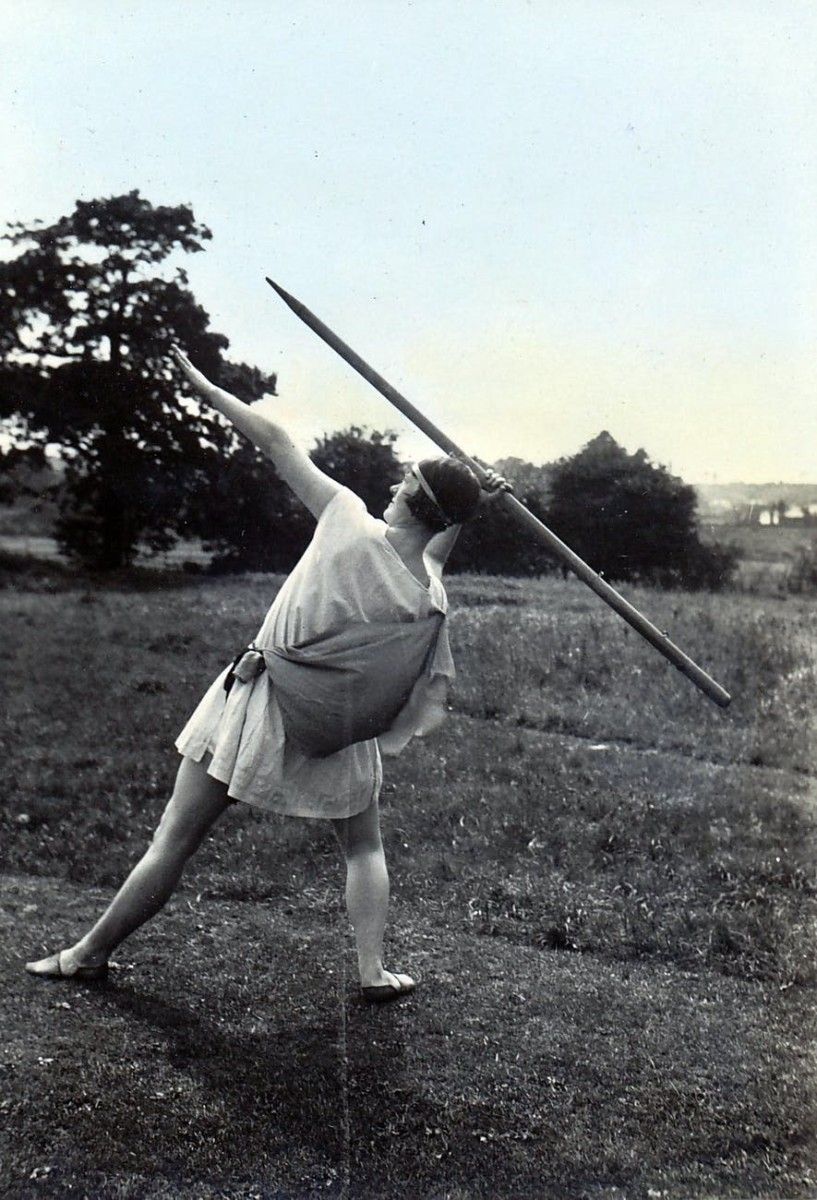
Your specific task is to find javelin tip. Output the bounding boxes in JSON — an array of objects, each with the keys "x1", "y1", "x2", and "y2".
[{"x1": 265, "y1": 276, "x2": 301, "y2": 314}]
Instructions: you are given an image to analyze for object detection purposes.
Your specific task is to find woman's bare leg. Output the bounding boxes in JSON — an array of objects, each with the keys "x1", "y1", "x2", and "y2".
[
  {"x1": 332, "y1": 796, "x2": 414, "y2": 992},
  {"x1": 27, "y1": 756, "x2": 232, "y2": 973}
]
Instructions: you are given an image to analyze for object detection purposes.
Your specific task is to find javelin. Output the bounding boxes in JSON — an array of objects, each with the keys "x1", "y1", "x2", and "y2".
[{"x1": 265, "y1": 277, "x2": 731, "y2": 709}]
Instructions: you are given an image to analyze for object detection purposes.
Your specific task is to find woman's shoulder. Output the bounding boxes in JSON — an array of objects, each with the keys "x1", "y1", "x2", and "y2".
[
  {"x1": 312, "y1": 487, "x2": 389, "y2": 565},
  {"x1": 316, "y1": 486, "x2": 378, "y2": 534},
  {"x1": 319, "y1": 485, "x2": 366, "y2": 518}
]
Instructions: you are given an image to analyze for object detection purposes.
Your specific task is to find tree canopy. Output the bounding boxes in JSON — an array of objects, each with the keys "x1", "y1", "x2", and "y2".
[
  {"x1": 545, "y1": 431, "x2": 737, "y2": 588},
  {"x1": 0, "y1": 191, "x2": 273, "y2": 567},
  {"x1": 0, "y1": 194, "x2": 738, "y2": 592}
]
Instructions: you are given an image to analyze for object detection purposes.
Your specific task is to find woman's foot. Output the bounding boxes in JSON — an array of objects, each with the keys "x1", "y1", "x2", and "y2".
[
  {"x1": 360, "y1": 970, "x2": 416, "y2": 1003},
  {"x1": 25, "y1": 949, "x2": 108, "y2": 982}
]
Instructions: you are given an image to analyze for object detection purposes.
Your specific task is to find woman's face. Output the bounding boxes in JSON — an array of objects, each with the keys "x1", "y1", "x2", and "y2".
[{"x1": 383, "y1": 466, "x2": 423, "y2": 525}]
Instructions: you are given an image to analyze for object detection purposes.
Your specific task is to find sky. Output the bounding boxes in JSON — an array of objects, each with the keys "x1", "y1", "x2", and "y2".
[{"x1": 1, "y1": 0, "x2": 815, "y2": 482}]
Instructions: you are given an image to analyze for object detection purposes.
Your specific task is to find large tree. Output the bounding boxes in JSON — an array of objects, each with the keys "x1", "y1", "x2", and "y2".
[
  {"x1": 546, "y1": 431, "x2": 737, "y2": 588},
  {"x1": 0, "y1": 191, "x2": 272, "y2": 568}
]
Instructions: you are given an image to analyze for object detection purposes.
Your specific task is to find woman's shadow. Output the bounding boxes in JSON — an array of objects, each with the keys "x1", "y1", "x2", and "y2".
[{"x1": 76, "y1": 970, "x2": 413, "y2": 1183}]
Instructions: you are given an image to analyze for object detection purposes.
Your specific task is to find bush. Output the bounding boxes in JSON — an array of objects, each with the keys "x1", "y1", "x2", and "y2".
[
  {"x1": 546, "y1": 431, "x2": 739, "y2": 590},
  {"x1": 652, "y1": 538, "x2": 741, "y2": 591},
  {"x1": 787, "y1": 536, "x2": 817, "y2": 593}
]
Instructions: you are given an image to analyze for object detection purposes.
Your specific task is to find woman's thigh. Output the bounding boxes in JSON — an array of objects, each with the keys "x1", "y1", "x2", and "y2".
[{"x1": 153, "y1": 755, "x2": 233, "y2": 852}]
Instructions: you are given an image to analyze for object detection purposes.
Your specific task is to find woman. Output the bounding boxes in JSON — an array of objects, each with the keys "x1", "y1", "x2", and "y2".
[{"x1": 26, "y1": 347, "x2": 507, "y2": 1002}]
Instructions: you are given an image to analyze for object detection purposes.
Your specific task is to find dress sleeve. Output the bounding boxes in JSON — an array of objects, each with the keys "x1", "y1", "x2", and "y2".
[
  {"x1": 315, "y1": 485, "x2": 368, "y2": 535},
  {"x1": 427, "y1": 617, "x2": 456, "y2": 681},
  {"x1": 379, "y1": 616, "x2": 455, "y2": 753},
  {"x1": 309, "y1": 486, "x2": 378, "y2": 564}
]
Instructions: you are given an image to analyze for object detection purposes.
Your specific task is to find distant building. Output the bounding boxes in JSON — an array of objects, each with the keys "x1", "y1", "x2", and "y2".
[{"x1": 759, "y1": 503, "x2": 817, "y2": 527}]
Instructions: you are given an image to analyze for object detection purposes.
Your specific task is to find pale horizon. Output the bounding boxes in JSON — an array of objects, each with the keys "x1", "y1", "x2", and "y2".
[{"x1": 2, "y1": 0, "x2": 815, "y2": 485}]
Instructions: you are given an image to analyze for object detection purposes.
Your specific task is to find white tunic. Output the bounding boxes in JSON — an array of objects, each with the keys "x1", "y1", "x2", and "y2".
[{"x1": 175, "y1": 487, "x2": 454, "y2": 818}]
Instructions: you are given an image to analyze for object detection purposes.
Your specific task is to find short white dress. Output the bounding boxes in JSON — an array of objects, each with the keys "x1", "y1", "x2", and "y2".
[{"x1": 175, "y1": 486, "x2": 455, "y2": 819}]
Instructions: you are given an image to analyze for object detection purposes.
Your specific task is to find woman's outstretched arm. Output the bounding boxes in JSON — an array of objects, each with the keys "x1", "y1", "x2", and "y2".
[{"x1": 171, "y1": 346, "x2": 342, "y2": 519}]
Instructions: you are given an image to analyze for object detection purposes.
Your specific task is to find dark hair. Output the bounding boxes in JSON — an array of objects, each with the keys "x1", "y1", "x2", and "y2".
[{"x1": 405, "y1": 457, "x2": 482, "y2": 533}]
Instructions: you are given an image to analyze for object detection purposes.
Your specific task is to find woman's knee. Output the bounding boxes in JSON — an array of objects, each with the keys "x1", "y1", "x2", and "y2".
[
  {"x1": 151, "y1": 808, "x2": 200, "y2": 860},
  {"x1": 333, "y1": 797, "x2": 383, "y2": 858}
]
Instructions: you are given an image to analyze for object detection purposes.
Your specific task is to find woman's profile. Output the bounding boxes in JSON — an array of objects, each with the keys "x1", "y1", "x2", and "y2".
[{"x1": 25, "y1": 346, "x2": 507, "y2": 1002}]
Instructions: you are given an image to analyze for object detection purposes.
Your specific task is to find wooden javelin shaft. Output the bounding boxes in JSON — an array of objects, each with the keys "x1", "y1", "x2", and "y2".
[{"x1": 265, "y1": 277, "x2": 731, "y2": 709}]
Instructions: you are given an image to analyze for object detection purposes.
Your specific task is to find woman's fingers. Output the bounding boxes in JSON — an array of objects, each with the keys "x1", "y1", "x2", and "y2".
[
  {"x1": 482, "y1": 468, "x2": 513, "y2": 494},
  {"x1": 170, "y1": 347, "x2": 203, "y2": 389},
  {"x1": 458, "y1": 454, "x2": 512, "y2": 493},
  {"x1": 169, "y1": 349, "x2": 214, "y2": 400}
]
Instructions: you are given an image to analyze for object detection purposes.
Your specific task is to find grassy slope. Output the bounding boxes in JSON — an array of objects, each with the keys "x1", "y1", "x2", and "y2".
[
  {"x1": 701, "y1": 524, "x2": 817, "y2": 593},
  {"x1": 1, "y1": 571, "x2": 815, "y2": 1198}
]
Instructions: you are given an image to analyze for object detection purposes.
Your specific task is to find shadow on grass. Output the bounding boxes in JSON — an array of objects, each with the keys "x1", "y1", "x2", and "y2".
[
  {"x1": 5, "y1": 875, "x2": 814, "y2": 1200},
  {"x1": 82, "y1": 979, "x2": 353, "y2": 1181},
  {"x1": 32, "y1": 976, "x2": 602, "y2": 1199}
]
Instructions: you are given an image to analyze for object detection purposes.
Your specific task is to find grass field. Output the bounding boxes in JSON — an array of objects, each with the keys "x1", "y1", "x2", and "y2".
[
  {"x1": 702, "y1": 523, "x2": 817, "y2": 594},
  {"x1": 1, "y1": 560, "x2": 815, "y2": 1198}
]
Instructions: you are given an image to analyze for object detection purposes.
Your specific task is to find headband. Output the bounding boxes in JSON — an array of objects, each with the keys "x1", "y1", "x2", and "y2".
[{"x1": 412, "y1": 463, "x2": 455, "y2": 528}]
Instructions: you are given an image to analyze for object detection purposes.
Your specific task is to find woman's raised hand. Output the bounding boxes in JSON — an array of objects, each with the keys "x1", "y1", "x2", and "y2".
[
  {"x1": 481, "y1": 467, "x2": 513, "y2": 495},
  {"x1": 170, "y1": 345, "x2": 213, "y2": 396}
]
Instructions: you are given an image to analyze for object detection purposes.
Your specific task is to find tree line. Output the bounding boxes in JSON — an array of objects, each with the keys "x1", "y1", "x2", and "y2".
[{"x1": 0, "y1": 193, "x2": 736, "y2": 589}]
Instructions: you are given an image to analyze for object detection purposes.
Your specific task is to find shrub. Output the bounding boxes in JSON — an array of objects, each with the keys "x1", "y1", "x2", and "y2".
[
  {"x1": 546, "y1": 431, "x2": 739, "y2": 590},
  {"x1": 787, "y1": 536, "x2": 817, "y2": 593}
]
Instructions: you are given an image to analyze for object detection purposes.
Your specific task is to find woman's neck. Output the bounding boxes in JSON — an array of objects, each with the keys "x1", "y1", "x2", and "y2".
[{"x1": 385, "y1": 525, "x2": 432, "y2": 586}]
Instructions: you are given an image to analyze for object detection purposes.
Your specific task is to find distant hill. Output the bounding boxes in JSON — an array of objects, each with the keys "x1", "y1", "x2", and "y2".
[
  {"x1": 694, "y1": 482, "x2": 817, "y2": 507},
  {"x1": 691, "y1": 482, "x2": 815, "y2": 516},
  {"x1": 694, "y1": 482, "x2": 817, "y2": 525},
  {"x1": 492, "y1": 462, "x2": 817, "y2": 520}
]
